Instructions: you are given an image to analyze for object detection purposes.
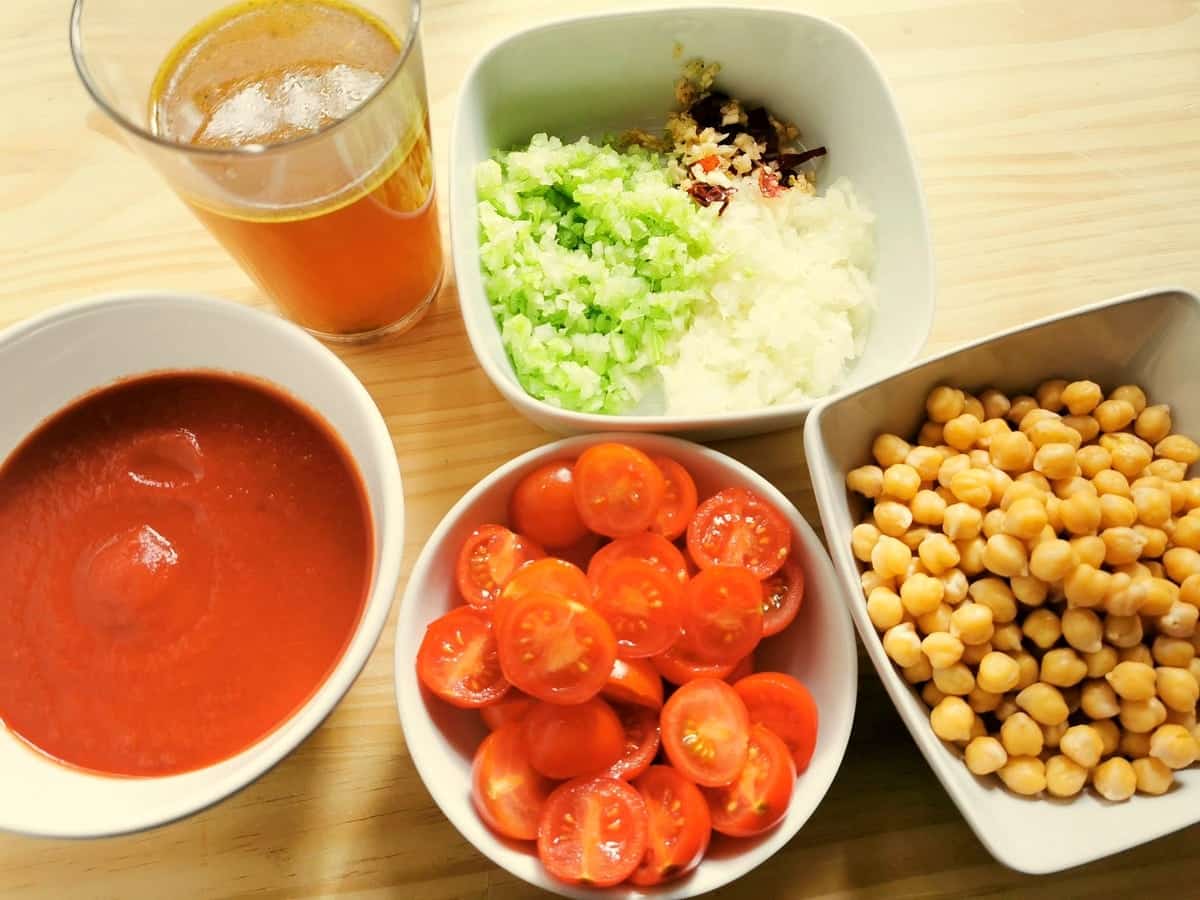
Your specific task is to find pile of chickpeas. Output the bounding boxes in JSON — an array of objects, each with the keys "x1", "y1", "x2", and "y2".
[{"x1": 848, "y1": 379, "x2": 1200, "y2": 801}]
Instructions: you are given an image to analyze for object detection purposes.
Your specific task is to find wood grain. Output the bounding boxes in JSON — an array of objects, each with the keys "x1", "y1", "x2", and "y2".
[{"x1": 1, "y1": 0, "x2": 1199, "y2": 896}]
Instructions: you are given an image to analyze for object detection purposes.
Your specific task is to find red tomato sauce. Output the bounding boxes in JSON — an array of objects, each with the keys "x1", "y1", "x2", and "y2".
[{"x1": 0, "y1": 372, "x2": 373, "y2": 776}]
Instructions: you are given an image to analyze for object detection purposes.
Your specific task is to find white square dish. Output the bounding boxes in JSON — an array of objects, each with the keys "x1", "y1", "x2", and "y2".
[
  {"x1": 451, "y1": 6, "x2": 933, "y2": 440},
  {"x1": 804, "y1": 286, "x2": 1200, "y2": 875}
]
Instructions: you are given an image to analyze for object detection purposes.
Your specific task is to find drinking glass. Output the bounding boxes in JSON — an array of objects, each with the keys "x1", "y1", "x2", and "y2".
[{"x1": 70, "y1": 0, "x2": 444, "y2": 341}]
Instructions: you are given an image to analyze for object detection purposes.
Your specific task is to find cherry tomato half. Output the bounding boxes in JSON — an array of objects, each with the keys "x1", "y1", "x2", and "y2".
[
  {"x1": 733, "y1": 671, "x2": 820, "y2": 773},
  {"x1": 472, "y1": 722, "x2": 555, "y2": 841},
  {"x1": 573, "y1": 443, "x2": 665, "y2": 538},
  {"x1": 523, "y1": 697, "x2": 625, "y2": 779},
  {"x1": 537, "y1": 776, "x2": 649, "y2": 888},
  {"x1": 495, "y1": 558, "x2": 591, "y2": 632},
  {"x1": 480, "y1": 691, "x2": 537, "y2": 731},
  {"x1": 606, "y1": 704, "x2": 661, "y2": 781},
  {"x1": 660, "y1": 678, "x2": 750, "y2": 787},
  {"x1": 649, "y1": 456, "x2": 698, "y2": 542},
  {"x1": 678, "y1": 565, "x2": 764, "y2": 665},
  {"x1": 687, "y1": 488, "x2": 791, "y2": 579},
  {"x1": 591, "y1": 558, "x2": 683, "y2": 659},
  {"x1": 587, "y1": 532, "x2": 689, "y2": 586},
  {"x1": 651, "y1": 642, "x2": 739, "y2": 686},
  {"x1": 510, "y1": 461, "x2": 590, "y2": 549},
  {"x1": 495, "y1": 591, "x2": 616, "y2": 705},
  {"x1": 703, "y1": 724, "x2": 795, "y2": 837},
  {"x1": 456, "y1": 524, "x2": 544, "y2": 607},
  {"x1": 602, "y1": 657, "x2": 664, "y2": 709},
  {"x1": 416, "y1": 607, "x2": 510, "y2": 708},
  {"x1": 631, "y1": 766, "x2": 712, "y2": 887},
  {"x1": 760, "y1": 555, "x2": 805, "y2": 637}
]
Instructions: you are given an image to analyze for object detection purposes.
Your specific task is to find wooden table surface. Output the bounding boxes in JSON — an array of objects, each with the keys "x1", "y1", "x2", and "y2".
[{"x1": 2, "y1": 0, "x2": 1199, "y2": 896}]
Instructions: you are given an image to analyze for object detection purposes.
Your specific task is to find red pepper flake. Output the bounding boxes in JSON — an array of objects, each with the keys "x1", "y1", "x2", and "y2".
[
  {"x1": 758, "y1": 169, "x2": 783, "y2": 198},
  {"x1": 687, "y1": 182, "x2": 734, "y2": 214},
  {"x1": 697, "y1": 154, "x2": 720, "y2": 173}
]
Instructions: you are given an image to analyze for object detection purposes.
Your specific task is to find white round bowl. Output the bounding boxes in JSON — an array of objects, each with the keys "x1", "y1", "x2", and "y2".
[
  {"x1": 0, "y1": 292, "x2": 404, "y2": 838},
  {"x1": 394, "y1": 433, "x2": 857, "y2": 899}
]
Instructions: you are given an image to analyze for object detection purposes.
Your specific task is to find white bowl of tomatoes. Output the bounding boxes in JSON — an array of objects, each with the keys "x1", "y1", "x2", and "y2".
[{"x1": 394, "y1": 434, "x2": 857, "y2": 897}]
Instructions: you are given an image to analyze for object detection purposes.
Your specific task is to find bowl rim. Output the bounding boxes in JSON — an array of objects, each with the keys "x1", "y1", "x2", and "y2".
[
  {"x1": 0, "y1": 291, "x2": 405, "y2": 838},
  {"x1": 449, "y1": 4, "x2": 934, "y2": 432},
  {"x1": 394, "y1": 431, "x2": 858, "y2": 898},
  {"x1": 803, "y1": 284, "x2": 1200, "y2": 874}
]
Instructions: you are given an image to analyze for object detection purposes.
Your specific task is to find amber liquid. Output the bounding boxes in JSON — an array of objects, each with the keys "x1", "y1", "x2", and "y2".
[{"x1": 150, "y1": 0, "x2": 442, "y2": 337}]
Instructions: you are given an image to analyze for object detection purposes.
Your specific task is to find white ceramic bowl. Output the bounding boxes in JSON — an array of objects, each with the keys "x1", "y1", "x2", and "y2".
[
  {"x1": 0, "y1": 292, "x2": 404, "y2": 838},
  {"x1": 804, "y1": 286, "x2": 1200, "y2": 874},
  {"x1": 394, "y1": 433, "x2": 857, "y2": 898},
  {"x1": 451, "y1": 6, "x2": 932, "y2": 440}
]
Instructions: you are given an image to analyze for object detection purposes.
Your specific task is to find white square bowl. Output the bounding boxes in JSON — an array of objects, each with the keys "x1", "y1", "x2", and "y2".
[
  {"x1": 803, "y1": 286, "x2": 1200, "y2": 875},
  {"x1": 450, "y1": 6, "x2": 933, "y2": 440}
]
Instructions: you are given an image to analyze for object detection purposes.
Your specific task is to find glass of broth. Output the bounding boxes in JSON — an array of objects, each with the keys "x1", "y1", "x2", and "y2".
[{"x1": 70, "y1": 0, "x2": 443, "y2": 341}]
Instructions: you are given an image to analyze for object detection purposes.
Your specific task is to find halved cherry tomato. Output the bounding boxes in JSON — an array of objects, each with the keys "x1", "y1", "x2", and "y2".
[
  {"x1": 649, "y1": 456, "x2": 698, "y2": 541},
  {"x1": 760, "y1": 555, "x2": 805, "y2": 637},
  {"x1": 537, "y1": 776, "x2": 648, "y2": 887},
  {"x1": 703, "y1": 724, "x2": 795, "y2": 837},
  {"x1": 480, "y1": 691, "x2": 537, "y2": 731},
  {"x1": 687, "y1": 488, "x2": 790, "y2": 579},
  {"x1": 495, "y1": 558, "x2": 591, "y2": 632},
  {"x1": 660, "y1": 678, "x2": 750, "y2": 787},
  {"x1": 510, "y1": 461, "x2": 590, "y2": 549},
  {"x1": 495, "y1": 591, "x2": 616, "y2": 705},
  {"x1": 416, "y1": 607, "x2": 510, "y2": 708},
  {"x1": 651, "y1": 641, "x2": 738, "y2": 686},
  {"x1": 572, "y1": 443, "x2": 665, "y2": 538},
  {"x1": 472, "y1": 722, "x2": 555, "y2": 841},
  {"x1": 678, "y1": 566, "x2": 764, "y2": 665},
  {"x1": 587, "y1": 532, "x2": 689, "y2": 585},
  {"x1": 602, "y1": 658, "x2": 664, "y2": 709},
  {"x1": 607, "y1": 704, "x2": 660, "y2": 781},
  {"x1": 631, "y1": 766, "x2": 711, "y2": 887},
  {"x1": 523, "y1": 698, "x2": 625, "y2": 779},
  {"x1": 591, "y1": 558, "x2": 683, "y2": 659},
  {"x1": 733, "y1": 671, "x2": 820, "y2": 773},
  {"x1": 725, "y1": 652, "x2": 755, "y2": 684},
  {"x1": 456, "y1": 525, "x2": 544, "y2": 607}
]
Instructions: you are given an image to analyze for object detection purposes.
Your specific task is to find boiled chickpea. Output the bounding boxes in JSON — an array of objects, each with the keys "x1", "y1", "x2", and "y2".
[
  {"x1": 1141, "y1": 578, "x2": 1180, "y2": 617},
  {"x1": 1109, "y1": 385, "x2": 1147, "y2": 414},
  {"x1": 1002, "y1": 497, "x2": 1048, "y2": 541},
  {"x1": 1157, "y1": 434, "x2": 1200, "y2": 465},
  {"x1": 1101, "y1": 527, "x2": 1146, "y2": 566},
  {"x1": 997, "y1": 756, "x2": 1046, "y2": 796},
  {"x1": 1061, "y1": 380, "x2": 1102, "y2": 415},
  {"x1": 1007, "y1": 395, "x2": 1038, "y2": 424},
  {"x1": 943, "y1": 414, "x2": 980, "y2": 451},
  {"x1": 1156, "y1": 666, "x2": 1199, "y2": 712},
  {"x1": 1093, "y1": 468, "x2": 1132, "y2": 498},
  {"x1": 1104, "y1": 613, "x2": 1144, "y2": 649},
  {"x1": 1152, "y1": 636, "x2": 1195, "y2": 668},
  {"x1": 961, "y1": 640, "x2": 993, "y2": 666},
  {"x1": 1029, "y1": 420, "x2": 1083, "y2": 451},
  {"x1": 983, "y1": 534, "x2": 1029, "y2": 578},
  {"x1": 1132, "y1": 757, "x2": 1174, "y2": 796},
  {"x1": 866, "y1": 586, "x2": 905, "y2": 631},
  {"x1": 1149, "y1": 457, "x2": 1187, "y2": 483},
  {"x1": 1172, "y1": 517, "x2": 1200, "y2": 552},
  {"x1": 926, "y1": 386, "x2": 965, "y2": 424},
  {"x1": 932, "y1": 662, "x2": 975, "y2": 696},
  {"x1": 918, "y1": 532, "x2": 960, "y2": 575},
  {"x1": 977, "y1": 651, "x2": 1021, "y2": 693},
  {"x1": 942, "y1": 503, "x2": 983, "y2": 542},
  {"x1": 1119, "y1": 697, "x2": 1168, "y2": 734},
  {"x1": 1013, "y1": 651, "x2": 1041, "y2": 690},
  {"x1": 1035, "y1": 379, "x2": 1069, "y2": 411},
  {"x1": 1095, "y1": 399, "x2": 1137, "y2": 433},
  {"x1": 1045, "y1": 755, "x2": 1089, "y2": 798},
  {"x1": 956, "y1": 536, "x2": 987, "y2": 576},
  {"x1": 1000, "y1": 711, "x2": 1044, "y2": 757},
  {"x1": 1134, "y1": 525, "x2": 1168, "y2": 559},
  {"x1": 1061, "y1": 607, "x2": 1103, "y2": 654},
  {"x1": 965, "y1": 735, "x2": 1007, "y2": 775},
  {"x1": 1059, "y1": 724, "x2": 1104, "y2": 768},
  {"x1": 916, "y1": 602, "x2": 953, "y2": 636},
  {"x1": 921, "y1": 681, "x2": 947, "y2": 707},
  {"x1": 911, "y1": 490, "x2": 947, "y2": 526},
  {"x1": 1016, "y1": 682, "x2": 1069, "y2": 725},
  {"x1": 917, "y1": 422, "x2": 945, "y2": 447},
  {"x1": 1081, "y1": 679, "x2": 1121, "y2": 719},
  {"x1": 1041, "y1": 648, "x2": 1088, "y2": 687},
  {"x1": 1084, "y1": 646, "x2": 1119, "y2": 679},
  {"x1": 1076, "y1": 444, "x2": 1112, "y2": 479},
  {"x1": 929, "y1": 696, "x2": 975, "y2": 742},
  {"x1": 871, "y1": 535, "x2": 911, "y2": 579},
  {"x1": 1012, "y1": 575, "x2": 1049, "y2": 608},
  {"x1": 902, "y1": 656, "x2": 934, "y2": 684},
  {"x1": 1029, "y1": 539, "x2": 1077, "y2": 582},
  {"x1": 900, "y1": 573, "x2": 944, "y2": 617},
  {"x1": 1092, "y1": 757, "x2": 1137, "y2": 802},
  {"x1": 874, "y1": 500, "x2": 914, "y2": 538},
  {"x1": 1110, "y1": 441, "x2": 1153, "y2": 480},
  {"x1": 873, "y1": 433, "x2": 912, "y2": 467},
  {"x1": 921, "y1": 631, "x2": 964, "y2": 670},
  {"x1": 1063, "y1": 415, "x2": 1101, "y2": 444},
  {"x1": 860, "y1": 565, "x2": 890, "y2": 595},
  {"x1": 1135, "y1": 404, "x2": 1172, "y2": 444},
  {"x1": 1094, "y1": 718, "x2": 1122, "y2": 756},
  {"x1": 1070, "y1": 535, "x2": 1108, "y2": 569},
  {"x1": 968, "y1": 686, "x2": 1002, "y2": 714},
  {"x1": 1149, "y1": 723, "x2": 1198, "y2": 769},
  {"x1": 1159, "y1": 601, "x2": 1199, "y2": 639},
  {"x1": 939, "y1": 568, "x2": 969, "y2": 606},
  {"x1": 976, "y1": 417, "x2": 1012, "y2": 450},
  {"x1": 901, "y1": 527, "x2": 934, "y2": 552},
  {"x1": 1119, "y1": 645, "x2": 1156, "y2": 667},
  {"x1": 991, "y1": 622, "x2": 1023, "y2": 652},
  {"x1": 1099, "y1": 495, "x2": 1138, "y2": 530},
  {"x1": 1165, "y1": 547, "x2": 1200, "y2": 585},
  {"x1": 1064, "y1": 564, "x2": 1112, "y2": 609},
  {"x1": 883, "y1": 622, "x2": 923, "y2": 668},
  {"x1": 969, "y1": 577, "x2": 1018, "y2": 623},
  {"x1": 990, "y1": 431, "x2": 1035, "y2": 472},
  {"x1": 1034, "y1": 443, "x2": 1079, "y2": 480},
  {"x1": 1022, "y1": 608, "x2": 1062, "y2": 650}
]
